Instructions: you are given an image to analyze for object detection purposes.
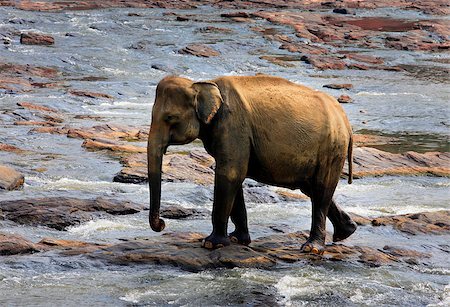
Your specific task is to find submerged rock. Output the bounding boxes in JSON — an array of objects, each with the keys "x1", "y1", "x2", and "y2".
[
  {"x1": 20, "y1": 32, "x2": 54, "y2": 45},
  {"x1": 179, "y1": 44, "x2": 220, "y2": 57},
  {"x1": 0, "y1": 197, "x2": 144, "y2": 230},
  {"x1": 0, "y1": 165, "x2": 24, "y2": 190},
  {"x1": 337, "y1": 94, "x2": 353, "y2": 103}
]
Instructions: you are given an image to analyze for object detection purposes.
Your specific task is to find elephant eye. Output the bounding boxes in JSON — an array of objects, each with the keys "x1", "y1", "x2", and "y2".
[{"x1": 165, "y1": 115, "x2": 178, "y2": 123}]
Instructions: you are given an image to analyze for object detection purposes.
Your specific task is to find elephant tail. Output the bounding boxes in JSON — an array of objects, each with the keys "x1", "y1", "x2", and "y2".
[{"x1": 347, "y1": 135, "x2": 353, "y2": 184}]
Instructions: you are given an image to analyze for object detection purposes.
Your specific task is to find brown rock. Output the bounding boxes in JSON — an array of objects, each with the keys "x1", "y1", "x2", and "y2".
[
  {"x1": 323, "y1": 83, "x2": 353, "y2": 90},
  {"x1": 20, "y1": 32, "x2": 54, "y2": 45},
  {"x1": 14, "y1": 120, "x2": 59, "y2": 127},
  {"x1": 345, "y1": 53, "x2": 384, "y2": 64},
  {"x1": 0, "y1": 233, "x2": 38, "y2": 255},
  {"x1": 161, "y1": 205, "x2": 208, "y2": 219},
  {"x1": 82, "y1": 138, "x2": 146, "y2": 153},
  {"x1": 67, "y1": 124, "x2": 147, "y2": 141},
  {"x1": 0, "y1": 164, "x2": 24, "y2": 190},
  {"x1": 301, "y1": 55, "x2": 346, "y2": 70},
  {"x1": 353, "y1": 134, "x2": 399, "y2": 147},
  {"x1": 0, "y1": 197, "x2": 144, "y2": 230},
  {"x1": 36, "y1": 237, "x2": 110, "y2": 255},
  {"x1": 69, "y1": 89, "x2": 113, "y2": 99},
  {"x1": 337, "y1": 94, "x2": 353, "y2": 103},
  {"x1": 351, "y1": 147, "x2": 450, "y2": 178},
  {"x1": 0, "y1": 143, "x2": 24, "y2": 153},
  {"x1": 221, "y1": 12, "x2": 250, "y2": 18},
  {"x1": 259, "y1": 55, "x2": 297, "y2": 67},
  {"x1": 371, "y1": 211, "x2": 450, "y2": 235},
  {"x1": 17, "y1": 101, "x2": 58, "y2": 113},
  {"x1": 179, "y1": 44, "x2": 220, "y2": 57}
]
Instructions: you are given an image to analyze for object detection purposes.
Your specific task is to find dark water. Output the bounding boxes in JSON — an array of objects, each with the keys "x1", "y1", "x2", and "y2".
[{"x1": 0, "y1": 6, "x2": 449, "y2": 306}]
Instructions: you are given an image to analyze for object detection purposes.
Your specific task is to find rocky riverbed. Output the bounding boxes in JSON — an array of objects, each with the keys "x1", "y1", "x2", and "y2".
[{"x1": 0, "y1": 1, "x2": 449, "y2": 306}]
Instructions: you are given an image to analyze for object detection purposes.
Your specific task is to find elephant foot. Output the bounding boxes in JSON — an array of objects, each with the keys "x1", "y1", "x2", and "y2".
[
  {"x1": 333, "y1": 220, "x2": 357, "y2": 242},
  {"x1": 201, "y1": 233, "x2": 230, "y2": 249},
  {"x1": 229, "y1": 230, "x2": 251, "y2": 246},
  {"x1": 301, "y1": 240, "x2": 325, "y2": 255}
]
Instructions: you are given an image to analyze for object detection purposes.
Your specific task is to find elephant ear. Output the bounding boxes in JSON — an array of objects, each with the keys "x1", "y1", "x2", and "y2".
[{"x1": 192, "y1": 82, "x2": 223, "y2": 124}]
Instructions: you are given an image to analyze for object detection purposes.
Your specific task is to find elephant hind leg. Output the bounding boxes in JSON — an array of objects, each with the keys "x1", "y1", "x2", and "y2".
[
  {"x1": 328, "y1": 201, "x2": 357, "y2": 242},
  {"x1": 300, "y1": 182, "x2": 356, "y2": 245},
  {"x1": 229, "y1": 186, "x2": 251, "y2": 245}
]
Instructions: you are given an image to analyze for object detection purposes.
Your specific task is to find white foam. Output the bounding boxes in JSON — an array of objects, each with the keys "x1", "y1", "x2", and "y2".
[
  {"x1": 356, "y1": 91, "x2": 427, "y2": 97},
  {"x1": 68, "y1": 218, "x2": 145, "y2": 236}
]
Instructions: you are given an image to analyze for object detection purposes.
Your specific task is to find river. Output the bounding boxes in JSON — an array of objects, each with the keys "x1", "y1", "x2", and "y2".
[{"x1": 0, "y1": 5, "x2": 449, "y2": 306}]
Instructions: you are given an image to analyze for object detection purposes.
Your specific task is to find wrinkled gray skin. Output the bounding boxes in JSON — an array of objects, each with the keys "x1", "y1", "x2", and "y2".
[{"x1": 148, "y1": 75, "x2": 357, "y2": 254}]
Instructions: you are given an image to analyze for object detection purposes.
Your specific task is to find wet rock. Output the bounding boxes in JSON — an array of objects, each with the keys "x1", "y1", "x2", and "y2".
[
  {"x1": 160, "y1": 205, "x2": 208, "y2": 219},
  {"x1": 221, "y1": 12, "x2": 250, "y2": 18},
  {"x1": 353, "y1": 134, "x2": 399, "y2": 147},
  {"x1": 259, "y1": 55, "x2": 297, "y2": 67},
  {"x1": 197, "y1": 26, "x2": 232, "y2": 34},
  {"x1": 176, "y1": 15, "x2": 189, "y2": 22},
  {"x1": 89, "y1": 232, "x2": 275, "y2": 272},
  {"x1": 14, "y1": 120, "x2": 59, "y2": 127},
  {"x1": 0, "y1": 143, "x2": 25, "y2": 154},
  {"x1": 0, "y1": 62, "x2": 59, "y2": 92},
  {"x1": 0, "y1": 233, "x2": 38, "y2": 255},
  {"x1": 69, "y1": 89, "x2": 113, "y2": 99},
  {"x1": 17, "y1": 101, "x2": 58, "y2": 113},
  {"x1": 351, "y1": 147, "x2": 450, "y2": 178},
  {"x1": 114, "y1": 150, "x2": 215, "y2": 185},
  {"x1": 179, "y1": 44, "x2": 220, "y2": 57},
  {"x1": 0, "y1": 197, "x2": 144, "y2": 230},
  {"x1": 345, "y1": 53, "x2": 384, "y2": 64},
  {"x1": 301, "y1": 55, "x2": 346, "y2": 70},
  {"x1": 333, "y1": 8, "x2": 351, "y2": 14},
  {"x1": 337, "y1": 94, "x2": 353, "y2": 103},
  {"x1": 323, "y1": 83, "x2": 353, "y2": 90},
  {"x1": 0, "y1": 165, "x2": 24, "y2": 190},
  {"x1": 82, "y1": 138, "x2": 146, "y2": 154},
  {"x1": 20, "y1": 32, "x2": 54, "y2": 45},
  {"x1": 371, "y1": 211, "x2": 450, "y2": 235},
  {"x1": 36, "y1": 237, "x2": 110, "y2": 255},
  {"x1": 67, "y1": 124, "x2": 148, "y2": 141}
]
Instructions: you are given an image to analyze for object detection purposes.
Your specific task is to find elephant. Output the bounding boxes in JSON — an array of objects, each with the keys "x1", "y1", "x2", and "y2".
[{"x1": 147, "y1": 75, "x2": 357, "y2": 255}]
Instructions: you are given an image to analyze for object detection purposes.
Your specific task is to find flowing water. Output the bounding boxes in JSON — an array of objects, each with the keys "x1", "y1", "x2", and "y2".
[{"x1": 0, "y1": 6, "x2": 449, "y2": 306}]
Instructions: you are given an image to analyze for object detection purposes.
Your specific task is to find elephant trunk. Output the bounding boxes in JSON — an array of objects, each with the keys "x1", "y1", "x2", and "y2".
[{"x1": 147, "y1": 127, "x2": 168, "y2": 232}]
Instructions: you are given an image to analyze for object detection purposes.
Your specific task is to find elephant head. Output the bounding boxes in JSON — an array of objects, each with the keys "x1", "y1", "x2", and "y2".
[{"x1": 147, "y1": 76, "x2": 223, "y2": 232}]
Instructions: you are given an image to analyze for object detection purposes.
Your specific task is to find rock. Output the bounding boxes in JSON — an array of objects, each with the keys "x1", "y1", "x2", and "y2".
[
  {"x1": 0, "y1": 233, "x2": 38, "y2": 255},
  {"x1": 0, "y1": 197, "x2": 144, "y2": 230},
  {"x1": 351, "y1": 147, "x2": 450, "y2": 178},
  {"x1": 114, "y1": 150, "x2": 215, "y2": 184},
  {"x1": 82, "y1": 138, "x2": 146, "y2": 154},
  {"x1": 67, "y1": 124, "x2": 148, "y2": 141},
  {"x1": 69, "y1": 89, "x2": 113, "y2": 99},
  {"x1": 0, "y1": 143, "x2": 25, "y2": 153},
  {"x1": 176, "y1": 15, "x2": 189, "y2": 21},
  {"x1": 0, "y1": 165, "x2": 24, "y2": 190},
  {"x1": 333, "y1": 8, "x2": 351, "y2": 14},
  {"x1": 348, "y1": 213, "x2": 372, "y2": 226},
  {"x1": 17, "y1": 101, "x2": 58, "y2": 113},
  {"x1": 259, "y1": 55, "x2": 297, "y2": 67},
  {"x1": 36, "y1": 237, "x2": 110, "y2": 255},
  {"x1": 14, "y1": 120, "x2": 59, "y2": 127},
  {"x1": 371, "y1": 211, "x2": 450, "y2": 235},
  {"x1": 301, "y1": 55, "x2": 346, "y2": 70},
  {"x1": 160, "y1": 205, "x2": 208, "y2": 219},
  {"x1": 345, "y1": 53, "x2": 384, "y2": 64},
  {"x1": 221, "y1": 12, "x2": 250, "y2": 18},
  {"x1": 323, "y1": 83, "x2": 353, "y2": 90},
  {"x1": 353, "y1": 134, "x2": 399, "y2": 147},
  {"x1": 197, "y1": 26, "x2": 232, "y2": 34},
  {"x1": 20, "y1": 32, "x2": 54, "y2": 45},
  {"x1": 179, "y1": 44, "x2": 220, "y2": 57},
  {"x1": 337, "y1": 94, "x2": 353, "y2": 103}
]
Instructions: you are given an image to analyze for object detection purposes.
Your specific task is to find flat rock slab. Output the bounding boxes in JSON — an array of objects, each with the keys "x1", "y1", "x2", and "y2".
[
  {"x1": 0, "y1": 197, "x2": 144, "y2": 230},
  {"x1": 87, "y1": 231, "x2": 431, "y2": 271},
  {"x1": 20, "y1": 32, "x2": 54, "y2": 45},
  {"x1": 371, "y1": 210, "x2": 450, "y2": 235},
  {"x1": 351, "y1": 147, "x2": 450, "y2": 178},
  {"x1": 0, "y1": 164, "x2": 24, "y2": 190}
]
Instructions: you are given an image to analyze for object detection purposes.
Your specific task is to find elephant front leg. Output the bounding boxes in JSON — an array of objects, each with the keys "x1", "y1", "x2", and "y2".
[
  {"x1": 301, "y1": 186, "x2": 335, "y2": 255},
  {"x1": 229, "y1": 186, "x2": 251, "y2": 245},
  {"x1": 202, "y1": 171, "x2": 245, "y2": 249}
]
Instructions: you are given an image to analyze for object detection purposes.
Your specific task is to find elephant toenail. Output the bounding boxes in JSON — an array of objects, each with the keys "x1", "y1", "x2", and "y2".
[
  {"x1": 216, "y1": 244, "x2": 224, "y2": 248},
  {"x1": 203, "y1": 241, "x2": 213, "y2": 249},
  {"x1": 303, "y1": 245, "x2": 311, "y2": 252},
  {"x1": 230, "y1": 236, "x2": 238, "y2": 243},
  {"x1": 312, "y1": 247, "x2": 319, "y2": 254}
]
